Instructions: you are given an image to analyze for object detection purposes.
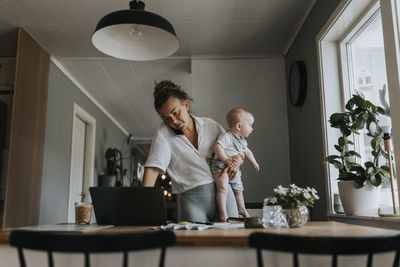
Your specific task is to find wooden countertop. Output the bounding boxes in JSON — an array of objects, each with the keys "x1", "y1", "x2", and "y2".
[{"x1": 1, "y1": 221, "x2": 399, "y2": 247}]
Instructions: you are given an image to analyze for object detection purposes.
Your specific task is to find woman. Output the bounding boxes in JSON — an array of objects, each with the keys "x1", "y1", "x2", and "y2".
[{"x1": 142, "y1": 80, "x2": 242, "y2": 222}]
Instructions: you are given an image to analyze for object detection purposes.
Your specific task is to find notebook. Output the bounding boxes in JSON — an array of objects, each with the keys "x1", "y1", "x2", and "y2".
[{"x1": 89, "y1": 187, "x2": 168, "y2": 226}]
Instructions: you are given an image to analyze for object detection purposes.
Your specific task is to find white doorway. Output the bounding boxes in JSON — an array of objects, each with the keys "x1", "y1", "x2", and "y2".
[{"x1": 67, "y1": 104, "x2": 96, "y2": 222}]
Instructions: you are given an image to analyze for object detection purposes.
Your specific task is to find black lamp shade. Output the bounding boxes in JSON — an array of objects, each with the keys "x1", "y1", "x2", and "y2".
[{"x1": 92, "y1": 8, "x2": 179, "y2": 61}]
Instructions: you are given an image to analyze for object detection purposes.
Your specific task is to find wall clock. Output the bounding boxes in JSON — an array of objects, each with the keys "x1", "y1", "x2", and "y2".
[{"x1": 288, "y1": 60, "x2": 307, "y2": 106}]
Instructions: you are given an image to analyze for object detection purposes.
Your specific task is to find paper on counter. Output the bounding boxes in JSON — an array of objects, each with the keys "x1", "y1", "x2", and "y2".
[
  {"x1": 156, "y1": 222, "x2": 244, "y2": 231},
  {"x1": 9, "y1": 224, "x2": 114, "y2": 233}
]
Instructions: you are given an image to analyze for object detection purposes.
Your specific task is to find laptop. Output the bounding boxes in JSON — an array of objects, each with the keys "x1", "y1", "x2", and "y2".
[{"x1": 89, "y1": 187, "x2": 168, "y2": 226}]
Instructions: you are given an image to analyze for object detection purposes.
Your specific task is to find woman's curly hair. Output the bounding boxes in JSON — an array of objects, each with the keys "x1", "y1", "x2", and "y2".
[{"x1": 153, "y1": 80, "x2": 193, "y2": 111}]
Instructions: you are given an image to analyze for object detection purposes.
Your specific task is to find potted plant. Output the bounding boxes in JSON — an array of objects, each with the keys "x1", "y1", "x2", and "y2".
[
  {"x1": 325, "y1": 93, "x2": 390, "y2": 215},
  {"x1": 98, "y1": 134, "x2": 132, "y2": 187},
  {"x1": 98, "y1": 148, "x2": 124, "y2": 186}
]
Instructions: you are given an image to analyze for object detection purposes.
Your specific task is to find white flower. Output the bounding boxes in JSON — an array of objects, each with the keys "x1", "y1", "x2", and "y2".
[
  {"x1": 263, "y1": 197, "x2": 270, "y2": 205},
  {"x1": 310, "y1": 188, "x2": 319, "y2": 199},
  {"x1": 274, "y1": 185, "x2": 287, "y2": 195},
  {"x1": 269, "y1": 197, "x2": 277, "y2": 204},
  {"x1": 303, "y1": 192, "x2": 311, "y2": 199}
]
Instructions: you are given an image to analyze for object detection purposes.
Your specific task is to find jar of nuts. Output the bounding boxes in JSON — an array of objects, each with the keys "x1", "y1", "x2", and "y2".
[{"x1": 75, "y1": 202, "x2": 92, "y2": 224}]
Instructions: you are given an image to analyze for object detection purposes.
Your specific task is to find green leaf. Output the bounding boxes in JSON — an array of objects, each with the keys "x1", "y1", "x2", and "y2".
[
  {"x1": 351, "y1": 165, "x2": 365, "y2": 173},
  {"x1": 353, "y1": 94, "x2": 366, "y2": 108},
  {"x1": 343, "y1": 128, "x2": 352, "y2": 137},
  {"x1": 366, "y1": 100, "x2": 377, "y2": 112},
  {"x1": 380, "y1": 165, "x2": 390, "y2": 172},
  {"x1": 370, "y1": 173, "x2": 382, "y2": 186},
  {"x1": 365, "y1": 161, "x2": 374, "y2": 169},
  {"x1": 329, "y1": 160, "x2": 343, "y2": 169},
  {"x1": 352, "y1": 114, "x2": 367, "y2": 130},
  {"x1": 330, "y1": 113, "x2": 346, "y2": 123},
  {"x1": 377, "y1": 107, "x2": 386, "y2": 115},
  {"x1": 378, "y1": 167, "x2": 389, "y2": 176},
  {"x1": 345, "y1": 99, "x2": 355, "y2": 111},
  {"x1": 345, "y1": 139, "x2": 354, "y2": 145},
  {"x1": 347, "y1": 151, "x2": 361, "y2": 158},
  {"x1": 354, "y1": 181, "x2": 364, "y2": 188},
  {"x1": 334, "y1": 145, "x2": 343, "y2": 153},
  {"x1": 371, "y1": 136, "x2": 382, "y2": 150},
  {"x1": 325, "y1": 155, "x2": 340, "y2": 162}
]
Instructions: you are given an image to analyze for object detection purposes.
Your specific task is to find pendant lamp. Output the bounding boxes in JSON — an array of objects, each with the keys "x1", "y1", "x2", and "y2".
[{"x1": 92, "y1": 0, "x2": 179, "y2": 61}]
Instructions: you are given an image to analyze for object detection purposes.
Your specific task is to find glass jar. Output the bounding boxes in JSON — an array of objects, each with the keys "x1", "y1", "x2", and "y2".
[
  {"x1": 282, "y1": 205, "x2": 308, "y2": 228},
  {"x1": 263, "y1": 205, "x2": 288, "y2": 229},
  {"x1": 75, "y1": 202, "x2": 93, "y2": 224}
]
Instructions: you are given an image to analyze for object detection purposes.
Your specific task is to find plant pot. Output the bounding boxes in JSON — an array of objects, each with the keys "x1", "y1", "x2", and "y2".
[
  {"x1": 98, "y1": 174, "x2": 116, "y2": 187},
  {"x1": 337, "y1": 180, "x2": 380, "y2": 216}
]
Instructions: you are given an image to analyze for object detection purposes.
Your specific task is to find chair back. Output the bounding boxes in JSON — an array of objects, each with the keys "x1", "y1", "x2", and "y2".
[
  {"x1": 10, "y1": 230, "x2": 175, "y2": 267},
  {"x1": 249, "y1": 232, "x2": 400, "y2": 267}
]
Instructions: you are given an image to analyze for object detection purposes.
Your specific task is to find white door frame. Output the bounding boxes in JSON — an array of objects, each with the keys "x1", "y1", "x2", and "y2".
[{"x1": 67, "y1": 103, "x2": 96, "y2": 222}]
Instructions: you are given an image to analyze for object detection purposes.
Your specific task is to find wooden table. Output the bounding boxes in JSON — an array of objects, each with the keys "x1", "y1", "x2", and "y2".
[
  {"x1": 100, "y1": 221, "x2": 400, "y2": 246},
  {"x1": 2, "y1": 221, "x2": 398, "y2": 246}
]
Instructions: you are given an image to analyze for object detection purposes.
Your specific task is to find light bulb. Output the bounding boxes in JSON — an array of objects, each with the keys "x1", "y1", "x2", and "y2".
[
  {"x1": 161, "y1": 174, "x2": 166, "y2": 180},
  {"x1": 129, "y1": 25, "x2": 143, "y2": 40}
]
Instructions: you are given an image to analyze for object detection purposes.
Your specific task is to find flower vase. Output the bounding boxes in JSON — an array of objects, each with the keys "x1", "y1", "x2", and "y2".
[
  {"x1": 282, "y1": 205, "x2": 308, "y2": 228},
  {"x1": 262, "y1": 205, "x2": 288, "y2": 229}
]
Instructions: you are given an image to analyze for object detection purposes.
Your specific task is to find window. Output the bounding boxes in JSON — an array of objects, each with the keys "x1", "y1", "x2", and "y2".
[
  {"x1": 340, "y1": 9, "x2": 397, "y2": 210},
  {"x1": 317, "y1": 0, "x2": 400, "y2": 216}
]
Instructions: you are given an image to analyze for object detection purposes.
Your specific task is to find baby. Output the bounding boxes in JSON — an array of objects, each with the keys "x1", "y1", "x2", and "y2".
[{"x1": 210, "y1": 108, "x2": 259, "y2": 222}]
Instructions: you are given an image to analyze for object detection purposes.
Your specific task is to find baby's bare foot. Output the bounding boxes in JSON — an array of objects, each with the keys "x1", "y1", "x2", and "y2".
[
  {"x1": 238, "y1": 209, "x2": 250, "y2": 218},
  {"x1": 219, "y1": 214, "x2": 228, "y2": 222}
]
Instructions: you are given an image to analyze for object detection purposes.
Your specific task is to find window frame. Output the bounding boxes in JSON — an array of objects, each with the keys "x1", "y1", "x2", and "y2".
[
  {"x1": 339, "y1": 6, "x2": 384, "y2": 167},
  {"x1": 316, "y1": 0, "x2": 400, "y2": 216}
]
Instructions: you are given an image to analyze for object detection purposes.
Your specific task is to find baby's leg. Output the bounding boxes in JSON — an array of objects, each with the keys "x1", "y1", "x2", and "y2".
[
  {"x1": 233, "y1": 190, "x2": 250, "y2": 217},
  {"x1": 213, "y1": 173, "x2": 229, "y2": 222}
]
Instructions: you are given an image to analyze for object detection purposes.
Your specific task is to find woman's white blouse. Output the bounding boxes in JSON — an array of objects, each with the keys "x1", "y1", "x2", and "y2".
[{"x1": 145, "y1": 116, "x2": 225, "y2": 194}]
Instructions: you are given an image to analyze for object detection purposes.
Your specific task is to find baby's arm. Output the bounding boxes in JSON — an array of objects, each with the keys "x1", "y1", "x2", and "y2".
[
  {"x1": 214, "y1": 143, "x2": 236, "y2": 167},
  {"x1": 245, "y1": 148, "x2": 260, "y2": 172}
]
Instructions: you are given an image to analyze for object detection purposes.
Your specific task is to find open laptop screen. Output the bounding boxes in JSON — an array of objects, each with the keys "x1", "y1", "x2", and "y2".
[{"x1": 89, "y1": 187, "x2": 167, "y2": 226}]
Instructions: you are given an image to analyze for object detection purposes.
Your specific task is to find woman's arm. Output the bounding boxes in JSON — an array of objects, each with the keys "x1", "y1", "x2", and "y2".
[
  {"x1": 142, "y1": 167, "x2": 161, "y2": 186},
  {"x1": 221, "y1": 154, "x2": 244, "y2": 179}
]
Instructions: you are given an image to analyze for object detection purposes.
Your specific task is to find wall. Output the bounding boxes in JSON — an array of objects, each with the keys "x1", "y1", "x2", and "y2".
[
  {"x1": 39, "y1": 63, "x2": 128, "y2": 224},
  {"x1": 191, "y1": 57, "x2": 291, "y2": 203},
  {"x1": 285, "y1": 0, "x2": 342, "y2": 220}
]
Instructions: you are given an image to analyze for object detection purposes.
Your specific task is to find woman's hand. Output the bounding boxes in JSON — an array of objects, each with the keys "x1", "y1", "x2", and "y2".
[
  {"x1": 223, "y1": 157, "x2": 237, "y2": 168},
  {"x1": 220, "y1": 154, "x2": 244, "y2": 180}
]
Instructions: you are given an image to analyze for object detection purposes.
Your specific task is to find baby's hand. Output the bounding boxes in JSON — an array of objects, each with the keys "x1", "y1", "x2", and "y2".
[
  {"x1": 224, "y1": 157, "x2": 237, "y2": 168},
  {"x1": 253, "y1": 163, "x2": 260, "y2": 173}
]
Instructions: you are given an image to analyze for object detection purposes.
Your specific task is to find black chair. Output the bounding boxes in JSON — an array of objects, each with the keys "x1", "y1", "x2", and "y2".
[
  {"x1": 249, "y1": 232, "x2": 400, "y2": 267},
  {"x1": 10, "y1": 230, "x2": 175, "y2": 267}
]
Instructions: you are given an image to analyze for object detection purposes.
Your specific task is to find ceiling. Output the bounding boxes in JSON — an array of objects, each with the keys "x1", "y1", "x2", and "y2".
[{"x1": 0, "y1": 0, "x2": 315, "y2": 138}]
